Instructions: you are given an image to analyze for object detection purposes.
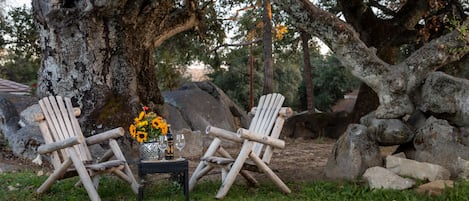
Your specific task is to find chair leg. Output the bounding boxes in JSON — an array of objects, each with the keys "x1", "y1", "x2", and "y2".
[
  {"x1": 240, "y1": 170, "x2": 258, "y2": 186},
  {"x1": 37, "y1": 158, "x2": 73, "y2": 193},
  {"x1": 189, "y1": 162, "x2": 214, "y2": 191},
  {"x1": 215, "y1": 141, "x2": 253, "y2": 199},
  {"x1": 92, "y1": 175, "x2": 101, "y2": 190},
  {"x1": 189, "y1": 138, "x2": 222, "y2": 191},
  {"x1": 249, "y1": 152, "x2": 291, "y2": 193},
  {"x1": 108, "y1": 139, "x2": 139, "y2": 193},
  {"x1": 67, "y1": 149, "x2": 101, "y2": 201}
]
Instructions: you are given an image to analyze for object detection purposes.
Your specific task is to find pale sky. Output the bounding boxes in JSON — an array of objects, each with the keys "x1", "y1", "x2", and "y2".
[{"x1": 6, "y1": 0, "x2": 30, "y2": 9}]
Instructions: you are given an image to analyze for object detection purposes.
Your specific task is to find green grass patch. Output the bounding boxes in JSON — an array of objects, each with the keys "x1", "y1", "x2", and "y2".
[{"x1": 3, "y1": 171, "x2": 469, "y2": 200}]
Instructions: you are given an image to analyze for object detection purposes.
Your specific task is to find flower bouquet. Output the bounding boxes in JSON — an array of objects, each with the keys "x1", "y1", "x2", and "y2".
[
  {"x1": 129, "y1": 106, "x2": 169, "y2": 160},
  {"x1": 129, "y1": 106, "x2": 168, "y2": 143}
]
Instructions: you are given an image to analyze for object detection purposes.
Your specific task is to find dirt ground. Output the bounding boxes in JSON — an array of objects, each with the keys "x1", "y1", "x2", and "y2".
[{"x1": 0, "y1": 137, "x2": 336, "y2": 182}]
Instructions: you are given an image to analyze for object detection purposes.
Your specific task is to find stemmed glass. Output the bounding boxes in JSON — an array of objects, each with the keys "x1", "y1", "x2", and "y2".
[
  {"x1": 175, "y1": 133, "x2": 186, "y2": 159},
  {"x1": 158, "y1": 135, "x2": 168, "y2": 161}
]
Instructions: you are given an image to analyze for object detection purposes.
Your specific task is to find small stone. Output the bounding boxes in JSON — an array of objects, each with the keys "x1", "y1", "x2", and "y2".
[
  {"x1": 8, "y1": 185, "x2": 18, "y2": 191},
  {"x1": 416, "y1": 180, "x2": 454, "y2": 196},
  {"x1": 363, "y1": 166, "x2": 415, "y2": 190},
  {"x1": 37, "y1": 170, "x2": 44, "y2": 176}
]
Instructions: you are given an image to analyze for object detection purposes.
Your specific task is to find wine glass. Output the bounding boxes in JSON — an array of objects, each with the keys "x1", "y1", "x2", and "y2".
[
  {"x1": 175, "y1": 134, "x2": 186, "y2": 159},
  {"x1": 158, "y1": 135, "x2": 168, "y2": 161}
]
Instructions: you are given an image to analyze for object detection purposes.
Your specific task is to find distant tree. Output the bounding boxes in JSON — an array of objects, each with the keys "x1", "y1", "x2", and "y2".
[
  {"x1": 0, "y1": 6, "x2": 40, "y2": 84},
  {"x1": 262, "y1": 0, "x2": 274, "y2": 94},
  {"x1": 300, "y1": 30, "x2": 315, "y2": 113}
]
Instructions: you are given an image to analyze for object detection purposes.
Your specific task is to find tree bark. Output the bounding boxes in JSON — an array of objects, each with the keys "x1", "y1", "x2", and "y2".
[
  {"x1": 275, "y1": 0, "x2": 469, "y2": 118},
  {"x1": 32, "y1": 0, "x2": 200, "y2": 130},
  {"x1": 262, "y1": 0, "x2": 274, "y2": 94},
  {"x1": 300, "y1": 30, "x2": 315, "y2": 113}
]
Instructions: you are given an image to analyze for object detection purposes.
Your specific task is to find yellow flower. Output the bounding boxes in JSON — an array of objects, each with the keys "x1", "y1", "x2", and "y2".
[
  {"x1": 135, "y1": 111, "x2": 145, "y2": 122},
  {"x1": 136, "y1": 131, "x2": 147, "y2": 143},
  {"x1": 151, "y1": 118, "x2": 159, "y2": 129},
  {"x1": 129, "y1": 124, "x2": 137, "y2": 137},
  {"x1": 137, "y1": 120, "x2": 149, "y2": 128},
  {"x1": 161, "y1": 125, "x2": 168, "y2": 135}
]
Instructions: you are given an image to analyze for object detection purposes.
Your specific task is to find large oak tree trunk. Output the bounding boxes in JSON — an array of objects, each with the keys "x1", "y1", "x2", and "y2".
[{"x1": 32, "y1": 0, "x2": 200, "y2": 131}]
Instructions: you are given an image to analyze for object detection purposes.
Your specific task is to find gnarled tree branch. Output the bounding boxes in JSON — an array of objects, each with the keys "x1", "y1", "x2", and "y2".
[{"x1": 275, "y1": 0, "x2": 469, "y2": 118}]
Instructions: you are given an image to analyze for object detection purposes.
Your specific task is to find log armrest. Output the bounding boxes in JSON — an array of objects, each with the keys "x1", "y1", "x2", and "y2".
[
  {"x1": 86, "y1": 127, "x2": 125, "y2": 145},
  {"x1": 205, "y1": 126, "x2": 244, "y2": 143},
  {"x1": 236, "y1": 128, "x2": 285, "y2": 149},
  {"x1": 37, "y1": 136, "x2": 84, "y2": 154}
]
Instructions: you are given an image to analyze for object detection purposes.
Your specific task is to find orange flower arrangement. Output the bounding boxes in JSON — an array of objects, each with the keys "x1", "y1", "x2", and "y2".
[{"x1": 129, "y1": 106, "x2": 168, "y2": 143}]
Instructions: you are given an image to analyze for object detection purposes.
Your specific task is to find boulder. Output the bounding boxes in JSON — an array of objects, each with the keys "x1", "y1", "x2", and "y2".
[
  {"x1": 163, "y1": 81, "x2": 249, "y2": 133},
  {"x1": 360, "y1": 112, "x2": 414, "y2": 146},
  {"x1": 324, "y1": 124, "x2": 382, "y2": 180},
  {"x1": 8, "y1": 125, "x2": 43, "y2": 160},
  {"x1": 18, "y1": 104, "x2": 41, "y2": 127},
  {"x1": 362, "y1": 166, "x2": 415, "y2": 190},
  {"x1": 386, "y1": 154, "x2": 450, "y2": 181},
  {"x1": 420, "y1": 72, "x2": 469, "y2": 127},
  {"x1": 412, "y1": 116, "x2": 469, "y2": 178},
  {"x1": 0, "y1": 96, "x2": 20, "y2": 138},
  {"x1": 282, "y1": 111, "x2": 350, "y2": 139},
  {"x1": 175, "y1": 128, "x2": 203, "y2": 159}
]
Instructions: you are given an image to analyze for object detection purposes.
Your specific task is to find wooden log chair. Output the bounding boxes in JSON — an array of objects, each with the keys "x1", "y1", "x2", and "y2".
[
  {"x1": 34, "y1": 96, "x2": 138, "y2": 201},
  {"x1": 189, "y1": 93, "x2": 293, "y2": 199}
]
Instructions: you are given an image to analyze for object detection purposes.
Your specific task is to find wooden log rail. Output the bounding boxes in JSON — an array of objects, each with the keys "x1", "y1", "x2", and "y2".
[
  {"x1": 250, "y1": 107, "x2": 293, "y2": 118},
  {"x1": 37, "y1": 136, "x2": 84, "y2": 154},
  {"x1": 236, "y1": 128, "x2": 285, "y2": 149},
  {"x1": 86, "y1": 127, "x2": 125, "y2": 145},
  {"x1": 205, "y1": 126, "x2": 243, "y2": 143},
  {"x1": 34, "y1": 108, "x2": 82, "y2": 122}
]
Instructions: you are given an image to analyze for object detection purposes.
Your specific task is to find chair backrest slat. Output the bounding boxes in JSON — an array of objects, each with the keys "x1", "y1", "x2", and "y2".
[
  {"x1": 38, "y1": 96, "x2": 92, "y2": 162},
  {"x1": 64, "y1": 97, "x2": 92, "y2": 160},
  {"x1": 249, "y1": 93, "x2": 284, "y2": 156},
  {"x1": 39, "y1": 97, "x2": 69, "y2": 160}
]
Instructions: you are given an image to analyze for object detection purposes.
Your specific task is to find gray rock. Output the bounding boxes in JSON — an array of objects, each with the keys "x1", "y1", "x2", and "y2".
[
  {"x1": 174, "y1": 128, "x2": 204, "y2": 159},
  {"x1": 362, "y1": 166, "x2": 415, "y2": 190},
  {"x1": 361, "y1": 112, "x2": 414, "y2": 146},
  {"x1": 413, "y1": 116, "x2": 469, "y2": 178},
  {"x1": 0, "y1": 96, "x2": 20, "y2": 138},
  {"x1": 19, "y1": 104, "x2": 41, "y2": 127},
  {"x1": 163, "y1": 81, "x2": 249, "y2": 133},
  {"x1": 8, "y1": 125, "x2": 43, "y2": 160},
  {"x1": 386, "y1": 154, "x2": 450, "y2": 181},
  {"x1": 456, "y1": 157, "x2": 469, "y2": 179},
  {"x1": 324, "y1": 124, "x2": 382, "y2": 180},
  {"x1": 420, "y1": 72, "x2": 469, "y2": 127}
]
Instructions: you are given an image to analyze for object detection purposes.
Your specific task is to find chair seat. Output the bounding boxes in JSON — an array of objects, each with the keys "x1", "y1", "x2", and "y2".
[
  {"x1": 86, "y1": 160, "x2": 125, "y2": 171},
  {"x1": 201, "y1": 156, "x2": 235, "y2": 165},
  {"x1": 201, "y1": 156, "x2": 269, "y2": 173}
]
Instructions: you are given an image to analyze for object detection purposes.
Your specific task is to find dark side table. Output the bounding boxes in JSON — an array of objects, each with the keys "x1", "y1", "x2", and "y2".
[{"x1": 138, "y1": 159, "x2": 189, "y2": 201}]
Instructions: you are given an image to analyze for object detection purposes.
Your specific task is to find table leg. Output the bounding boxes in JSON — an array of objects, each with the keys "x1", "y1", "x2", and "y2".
[
  {"x1": 138, "y1": 185, "x2": 144, "y2": 201},
  {"x1": 184, "y1": 168, "x2": 189, "y2": 201}
]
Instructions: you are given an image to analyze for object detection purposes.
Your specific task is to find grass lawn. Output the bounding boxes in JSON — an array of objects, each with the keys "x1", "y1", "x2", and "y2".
[{"x1": 2, "y1": 171, "x2": 469, "y2": 200}]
